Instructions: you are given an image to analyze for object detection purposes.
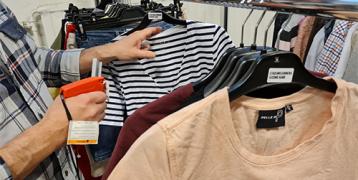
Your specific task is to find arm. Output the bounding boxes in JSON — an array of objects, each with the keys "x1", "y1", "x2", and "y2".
[
  {"x1": 34, "y1": 27, "x2": 161, "y2": 87},
  {"x1": 79, "y1": 27, "x2": 161, "y2": 73},
  {"x1": 0, "y1": 114, "x2": 68, "y2": 179},
  {"x1": 0, "y1": 92, "x2": 107, "y2": 179}
]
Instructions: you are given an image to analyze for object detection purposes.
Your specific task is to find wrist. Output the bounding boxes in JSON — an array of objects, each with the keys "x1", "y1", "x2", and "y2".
[
  {"x1": 42, "y1": 115, "x2": 69, "y2": 146},
  {"x1": 79, "y1": 43, "x2": 118, "y2": 74},
  {"x1": 96, "y1": 43, "x2": 118, "y2": 63}
]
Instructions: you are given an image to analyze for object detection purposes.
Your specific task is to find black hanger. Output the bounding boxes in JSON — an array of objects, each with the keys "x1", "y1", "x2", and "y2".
[
  {"x1": 194, "y1": 10, "x2": 256, "y2": 96},
  {"x1": 228, "y1": 51, "x2": 337, "y2": 100},
  {"x1": 202, "y1": 47, "x2": 255, "y2": 97},
  {"x1": 228, "y1": 12, "x2": 336, "y2": 100},
  {"x1": 192, "y1": 47, "x2": 236, "y2": 92},
  {"x1": 217, "y1": 50, "x2": 265, "y2": 90},
  {"x1": 107, "y1": 3, "x2": 121, "y2": 17},
  {"x1": 123, "y1": 10, "x2": 186, "y2": 36},
  {"x1": 82, "y1": 7, "x2": 146, "y2": 30},
  {"x1": 97, "y1": 0, "x2": 114, "y2": 10},
  {"x1": 220, "y1": 11, "x2": 276, "y2": 90}
]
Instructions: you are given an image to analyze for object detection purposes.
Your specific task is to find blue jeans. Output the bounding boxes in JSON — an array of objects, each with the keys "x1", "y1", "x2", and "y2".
[
  {"x1": 76, "y1": 21, "x2": 174, "y2": 48},
  {"x1": 78, "y1": 21, "x2": 174, "y2": 162},
  {"x1": 76, "y1": 25, "x2": 135, "y2": 48}
]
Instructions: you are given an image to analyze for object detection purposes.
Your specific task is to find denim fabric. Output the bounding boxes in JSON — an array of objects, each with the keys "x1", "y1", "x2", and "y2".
[
  {"x1": 80, "y1": 21, "x2": 174, "y2": 162},
  {"x1": 88, "y1": 126, "x2": 122, "y2": 162},
  {"x1": 77, "y1": 21, "x2": 174, "y2": 48},
  {"x1": 152, "y1": 21, "x2": 174, "y2": 32},
  {"x1": 76, "y1": 25, "x2": 136, "y2": 48}
]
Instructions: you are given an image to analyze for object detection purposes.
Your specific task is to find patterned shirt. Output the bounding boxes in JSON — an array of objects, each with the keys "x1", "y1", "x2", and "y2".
[
  {"x1": 0, "y1": 1, "x2": 83, "y2": 179},
  {"x1": 314, "y1": 20, "x2": 353, "y2": 75}
]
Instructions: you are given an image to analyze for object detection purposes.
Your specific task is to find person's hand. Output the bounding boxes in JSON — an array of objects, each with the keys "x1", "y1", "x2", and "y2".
[
  {"x1": 42, "y1": 91, "x2": 107, "y2": 142},
  {"x1": 100, "y1": 27, "x2": 162, "y2": 63},
  {"x1": 42, "y1": 91, "x2": 107, "y2": 140},
  {"x1": 0, "y1": 91, "x2": 107, "y2": 179},
  {"x1": 45, "y1": 91, "x2": 107, "y2": 124},
  {"x1": 79, "y1": 27, "x2": 161, "y2": 73}
]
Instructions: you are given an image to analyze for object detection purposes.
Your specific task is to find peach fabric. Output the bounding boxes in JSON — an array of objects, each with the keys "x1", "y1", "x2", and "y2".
[
  {"x1": 109, "y1": 78, "x2": 358, "y2": 180},
  {"x1": 294, "y1": 16, "x2": 316, "y2": 61}
]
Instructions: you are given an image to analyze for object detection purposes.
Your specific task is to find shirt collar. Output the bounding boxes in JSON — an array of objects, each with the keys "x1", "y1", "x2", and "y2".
[{"x1": 0, "y1": 1, "x2": 26, "y2": 40}]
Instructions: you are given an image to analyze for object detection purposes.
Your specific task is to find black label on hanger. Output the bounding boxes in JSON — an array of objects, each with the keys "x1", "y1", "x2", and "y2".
[{"x1": 256, "y1": 105, "x2": 293, "y2": 129}]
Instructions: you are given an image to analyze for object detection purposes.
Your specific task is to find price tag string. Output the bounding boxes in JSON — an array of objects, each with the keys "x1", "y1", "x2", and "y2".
[{"x1": 60, "y1": 92, "x2": 80, "y2": 180}]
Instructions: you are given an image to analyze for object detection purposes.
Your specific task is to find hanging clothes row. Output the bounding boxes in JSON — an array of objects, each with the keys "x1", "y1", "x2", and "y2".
[
  {"x1": 272, "y1": 13, "x2": 358, "y2": 82},
  {"x1": 97, "y1": 5, "x2": 358, "y2": 180},
  {"x1": 60, "y1": 1, "x2": 235, "y2": 180}
]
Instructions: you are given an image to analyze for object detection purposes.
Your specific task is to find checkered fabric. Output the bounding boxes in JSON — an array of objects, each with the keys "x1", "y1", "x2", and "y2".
[
  {"x1": 0, "y1": 1, "x2": 83, "y2": 179},
  {"x1": 0, "y1": 157, "x2": 11, "y2": 180},
  {"x1": 314, "y1": 21, "x2": 353, "y2": 75}
]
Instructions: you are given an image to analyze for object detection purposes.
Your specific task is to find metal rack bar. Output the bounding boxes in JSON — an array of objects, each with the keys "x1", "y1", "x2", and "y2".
[
  {"x1": 224, "y1": 7, "x2": 228, "y2": 30},
  {"x1": 183, "y1": 0, "x2": 358, "y2": 21}
]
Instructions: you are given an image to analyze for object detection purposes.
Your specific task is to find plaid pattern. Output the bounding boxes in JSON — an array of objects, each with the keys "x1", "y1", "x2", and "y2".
[
  {"x1": 0, "y1": 157, "x2": 11, "y2": 180},
  {"x1": 314, "y1": 21, "x2": 353, "y2": 75},
  {"x1": 0, "y1": 2, "x2": 83, "y2": 179}
]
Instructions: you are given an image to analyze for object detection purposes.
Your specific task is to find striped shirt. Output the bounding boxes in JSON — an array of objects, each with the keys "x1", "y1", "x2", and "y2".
[
  {"x1": 0, "y1": 1, "x2": 82, "y2": 179},
  {"x1": 102, "y1": 20, "x2": 235, "y2": 126}
]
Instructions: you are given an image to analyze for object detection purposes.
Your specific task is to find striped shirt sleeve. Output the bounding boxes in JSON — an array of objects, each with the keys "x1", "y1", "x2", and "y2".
[
  {"x1": 212, "y1": 25, "x2": 235, "y2": 63},
  {"x1": 0, "y1": 157, "x2": 12, "y2": 180},
  {"x1": 29, "y1": 35, "x2": 83, "y2": 87}
]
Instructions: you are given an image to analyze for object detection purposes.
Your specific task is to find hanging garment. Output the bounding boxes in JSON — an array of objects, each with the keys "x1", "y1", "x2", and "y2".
[
  {"x1": 304, "y1": 19, "x2": 336, "y2": 70},
  {"x1": 305, "y1": 26, "x2": 325, "y2": 71},
  {"x1": 275, "y1": 14, "x2": 305, "y2": 51},
  {"x1": 272, "y1": 14, "x2": 289, "y2": 47},
  {"x1": 324, "y1": 20, "x2": 336, "y2": 43},
  {"x1": 302, "y1": 17, "x2": 332, "y2": 62},
  {"x1": 109, "y1": 78, "x2": 358, "y2": 180},
  {"x1": 342, "y1": 29, "x2": 358, "y2": 83},
  {"x1": 75, "y1": 24, "x2": 137, "y2": 48},
  {"x1": 102, "y1": 83, "x2": 194, "y2": 180},
  {"x1": 293, "y1": 16, "x2": 315, "y2": 61},
  {"x1": 314, "y1": 20, "x2": 353, "y2": 75},
  {"x1": 97, "y1": 20, "x2": 234, "y2": 164},
  {"x1": 71, "y1": 146, "x2": 102, "y2": 180},
  {"x1": 79, "y1": 21, "x2": 174, "y2": 163},
  {"x1": 102, "y1": 20, "x2": 234, "y2": 126},
  {"x1": 334, "y1": 22, "x2": 358, "y2": 78}
]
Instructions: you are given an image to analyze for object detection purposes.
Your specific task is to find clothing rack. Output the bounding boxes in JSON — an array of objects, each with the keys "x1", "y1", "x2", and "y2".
[{"x1": 185, "y1": 0, "x2": 358, "y2": 21}]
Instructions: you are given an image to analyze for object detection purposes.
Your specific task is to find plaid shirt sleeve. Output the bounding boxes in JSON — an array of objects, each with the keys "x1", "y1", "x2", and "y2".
[
  {"x1": 0, "y1": 157, "x2": 12, "y2": 180},
  {"x1": 0, "y1": 1, "x2": 83, "y2": 87},
  {"x1": 32, "y1": 40, "x2": 83, "y2": 87}
]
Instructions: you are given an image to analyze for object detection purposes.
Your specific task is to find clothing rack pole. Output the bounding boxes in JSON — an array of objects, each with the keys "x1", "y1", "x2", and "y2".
[
  {"x1": 95, "y1": 0, "x2": 100, "y2": 6},
  {"x1": 224, "y1": 7, "x2": 228, "y2": 30},
  {"x1": 182, "y1": 0, "x2": 358, "y2": 22}
]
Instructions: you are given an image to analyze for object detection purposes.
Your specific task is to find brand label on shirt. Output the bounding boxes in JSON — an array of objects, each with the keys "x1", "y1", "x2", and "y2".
[
  {"x1": 267, "y1": 68, "x2": 294, "y2": 83},
  {"x1": 256, "y1": 105, "x2": 293, "y2": 129},
  {"x1": 148, "y1": 12, "x2": 163, "y2": 20},
  {"x1": 67, "y1": 121, "x2": 99, "y2": 145}
]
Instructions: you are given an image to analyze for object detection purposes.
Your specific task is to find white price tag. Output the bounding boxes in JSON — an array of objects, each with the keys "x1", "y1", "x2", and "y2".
[
  {"x1": 267, "y1": 68, "x2": 294, "y2": 83},
  {"x1": 67, "y1": 121, "x2": 99, "y2": 145},
  {"x1": 148, "y1": 12, "x2": 163, "y2": 20}
]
